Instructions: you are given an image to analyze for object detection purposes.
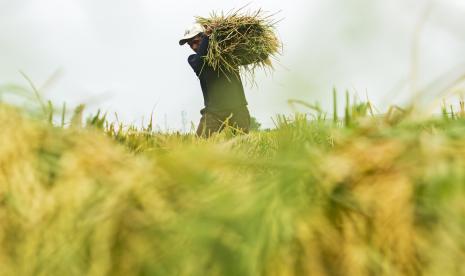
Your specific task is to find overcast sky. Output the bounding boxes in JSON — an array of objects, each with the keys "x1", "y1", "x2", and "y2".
[{"x1": 1, "y1": 0, "x2": 465, "y2": 130}]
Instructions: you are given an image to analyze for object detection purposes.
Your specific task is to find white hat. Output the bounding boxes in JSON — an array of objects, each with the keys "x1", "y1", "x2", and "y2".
[{"x1": 179, "y1": 23, "x2": 204, "y2": 46}]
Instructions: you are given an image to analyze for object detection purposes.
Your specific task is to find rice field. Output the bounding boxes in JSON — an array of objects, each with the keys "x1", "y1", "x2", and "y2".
[{"x1": 0, "y1": 93, "x2": 465, "y2": 276}]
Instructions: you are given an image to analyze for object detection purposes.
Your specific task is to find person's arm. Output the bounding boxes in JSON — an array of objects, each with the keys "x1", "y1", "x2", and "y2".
[{"x1": 188, "y1": 35, "x2": 209, "y2": 76}]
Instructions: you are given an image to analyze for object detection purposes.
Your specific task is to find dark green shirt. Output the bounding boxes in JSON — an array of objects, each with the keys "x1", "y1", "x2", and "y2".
[{"x1": 188, "y1": 36, "x2": 248, "y2": 111}]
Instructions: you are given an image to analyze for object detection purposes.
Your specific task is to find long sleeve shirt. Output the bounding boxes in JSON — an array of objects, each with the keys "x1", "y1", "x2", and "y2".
[{"x1": 188, "y1": 35, "x2": 248, "y2": 112}]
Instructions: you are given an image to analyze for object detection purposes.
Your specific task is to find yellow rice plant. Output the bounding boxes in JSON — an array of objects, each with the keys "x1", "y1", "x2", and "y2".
[{"x1": 1, "y1": 102, "x2": 465, "y2": 275}]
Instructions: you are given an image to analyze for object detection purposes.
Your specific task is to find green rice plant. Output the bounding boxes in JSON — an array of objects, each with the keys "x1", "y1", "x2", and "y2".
[
  {"x1": 196, "y1": 8, "x2": 281, "y2": 81},
  {"x1": 1, "y1": 93, "x2": 465, "y2": 275}
]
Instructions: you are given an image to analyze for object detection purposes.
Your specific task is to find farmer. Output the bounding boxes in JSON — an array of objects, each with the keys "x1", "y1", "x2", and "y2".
[{"x1": 179, "y1": 23, "x2": 251, "y2": 137}]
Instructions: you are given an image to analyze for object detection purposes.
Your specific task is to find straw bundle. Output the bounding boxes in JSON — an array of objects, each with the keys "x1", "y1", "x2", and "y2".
[{"x1": 196, "y1": 9, "x2": 281, "y2": 79}]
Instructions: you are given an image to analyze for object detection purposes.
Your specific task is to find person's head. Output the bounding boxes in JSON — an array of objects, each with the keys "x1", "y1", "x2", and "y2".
[
  {"x1": 187, "y1": 34, "x2": 202, "y2": 52},
  {"x1": 179, "y1": 23, "x2": 204, "y2": 52}
]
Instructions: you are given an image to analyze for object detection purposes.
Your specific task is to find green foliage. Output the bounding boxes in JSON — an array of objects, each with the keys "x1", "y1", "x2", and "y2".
[
  {"x1": 1, "y1": 97, "x2": 465, "y2": 275},
  {"x1": 250, "y1": 116, "x2": 262, "y2": 131}
]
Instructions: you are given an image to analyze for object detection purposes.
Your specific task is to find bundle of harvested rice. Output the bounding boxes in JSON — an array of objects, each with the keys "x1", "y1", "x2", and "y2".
[{"x1": 196, "y1": 8, "x2": 281, "y2": 79}]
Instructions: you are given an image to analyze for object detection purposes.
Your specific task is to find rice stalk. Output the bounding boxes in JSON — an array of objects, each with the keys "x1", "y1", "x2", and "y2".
[{"x1": 196, "y1": 8, "x2": 282, "y2": 82}]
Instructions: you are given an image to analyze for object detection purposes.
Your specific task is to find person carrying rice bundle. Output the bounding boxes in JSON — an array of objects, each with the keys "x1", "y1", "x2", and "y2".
[{"x1": 179, "y1": 9, "x2": 280, "y2": 137}]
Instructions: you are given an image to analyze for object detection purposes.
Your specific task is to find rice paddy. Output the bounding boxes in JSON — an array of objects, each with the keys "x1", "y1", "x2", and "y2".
[
  {"x1": 0, "y1": 92, "x2": 465, "y2": 275},
  {"x1": 196, "y1": 8, "x2": 281, "y2": 80}
]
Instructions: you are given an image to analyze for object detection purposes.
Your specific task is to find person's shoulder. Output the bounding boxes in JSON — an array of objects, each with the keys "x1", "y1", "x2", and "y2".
[{"x1": 187, "y1": 54, "x2": 197, "y2": 64}]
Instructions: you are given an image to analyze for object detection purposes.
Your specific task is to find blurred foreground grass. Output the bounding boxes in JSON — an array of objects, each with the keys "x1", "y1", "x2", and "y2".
[{"x1": 1, "y1": 96, "x2": 465, "y2": 276}]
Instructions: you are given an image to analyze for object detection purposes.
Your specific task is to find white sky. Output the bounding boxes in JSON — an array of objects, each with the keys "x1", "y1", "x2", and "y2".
[{"x1": 0, "y1": 0, "x2": 465, "y2": 130}]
